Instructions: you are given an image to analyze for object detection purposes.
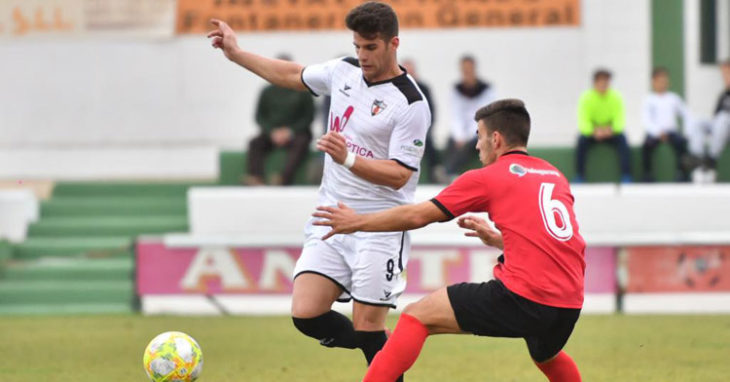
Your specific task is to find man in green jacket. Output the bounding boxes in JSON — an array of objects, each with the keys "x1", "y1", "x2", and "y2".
[
  {"x1": 246, "y1": 54, "x2": 315, "y2": 185},
  {"x1": 575, "y1": 69, "x2": 632, "y2": 182}
]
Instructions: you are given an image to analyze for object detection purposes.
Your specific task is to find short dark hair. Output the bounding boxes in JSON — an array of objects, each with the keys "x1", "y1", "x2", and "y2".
[
  {"x1": 461, "y1": 55, "x2": 476, "y2": 65},
  {"x1": 345, "y1": 2, "x2": 399, "y2": 41},
  {"x1": 593, "y1": 69, "x2": 612, "y2": 82},
  {"x1": 652, "y1": 66, "x2": 668, "y2": 78},
  {"x1": 474, "y1": 99, "x2": 531, "y2": 147}
]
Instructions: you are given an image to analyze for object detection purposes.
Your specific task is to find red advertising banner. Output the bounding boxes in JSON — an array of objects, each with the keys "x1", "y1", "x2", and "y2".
[
  {"x1": 626, "y1": 246, "x2": 730, "y2": 293},
  {"x1": 137, "y1": 240, "x2": 615, "y2": 295}
]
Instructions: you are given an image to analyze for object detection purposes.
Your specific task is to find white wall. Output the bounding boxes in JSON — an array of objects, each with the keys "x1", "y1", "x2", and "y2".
[
  {"x1": 0, "y1": 0, "x2": 652, "y2": 178},
  {"x1": 183, "y1": 184, "x2": 730, "y2": 247},
  {"x1": 684, "y1": 0, "x2": 726, "y2": 119}
]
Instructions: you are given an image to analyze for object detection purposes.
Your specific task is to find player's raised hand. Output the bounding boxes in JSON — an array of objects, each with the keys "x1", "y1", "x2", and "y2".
[
  {"x1": 312, "y1": 202, "x2": 359, "y2": 240},
  {"x1": 317, "y1": 131, "x2": 348, "y2": 164},
  {"x1": 458, "y1": 216, "x2": 503, "y2": 249},
  {"x1": 208, "y1": 19, "x2": 240, "y2": 60}
]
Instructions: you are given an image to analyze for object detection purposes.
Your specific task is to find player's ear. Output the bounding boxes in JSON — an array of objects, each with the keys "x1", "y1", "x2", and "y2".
[
  {"x1": 493, "y1": 130, "x2": 504, "y2": 148},
  {"x1": 389, "y1": 36, "x2": 400, "y2": 50}
]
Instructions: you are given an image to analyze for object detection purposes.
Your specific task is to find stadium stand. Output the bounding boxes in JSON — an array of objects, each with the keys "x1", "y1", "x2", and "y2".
[
  {"x1": 0, "y1": 182, "x2": 197, "y2": 315},
  {"x1": 219, "y1": 146, "x2": 730, "y2": 185}
]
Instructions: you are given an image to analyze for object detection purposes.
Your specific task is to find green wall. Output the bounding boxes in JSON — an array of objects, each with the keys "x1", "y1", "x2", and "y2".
[{"x1": 652, "y1": 0, "x2": 685, "y2": 96}]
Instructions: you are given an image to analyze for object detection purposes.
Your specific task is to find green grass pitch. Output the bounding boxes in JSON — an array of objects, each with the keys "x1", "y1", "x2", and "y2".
[{"x1": 1, "y1": 314, "x2": 729, "y2": 381}]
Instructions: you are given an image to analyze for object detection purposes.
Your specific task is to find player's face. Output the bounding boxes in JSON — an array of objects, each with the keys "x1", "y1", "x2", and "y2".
[
  {"x1": 353, "y1": 32, "x2": 398, "y2": 82},
  {"x1": 476, "y1": 120, "x2": 498, "y2": 166}
]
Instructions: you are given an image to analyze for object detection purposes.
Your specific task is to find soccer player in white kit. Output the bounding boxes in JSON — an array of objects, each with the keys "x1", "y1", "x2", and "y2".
[{"x1": 208, "y1": 3, "x2": 430, "y2": 379}]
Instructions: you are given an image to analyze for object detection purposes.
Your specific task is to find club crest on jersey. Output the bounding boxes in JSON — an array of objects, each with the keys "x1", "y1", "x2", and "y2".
[
  {"x1": 371, "y1": 99, "x2": 387, "y2": 116},
  {"x1": 509, "y1": 164, "x2": 527, "y2": 177}
]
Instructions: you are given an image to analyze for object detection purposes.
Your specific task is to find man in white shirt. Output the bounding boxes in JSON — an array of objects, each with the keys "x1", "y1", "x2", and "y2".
[
  {"x1": 209, "y1": 3, "x2": 430, "y2": 380},
  {"x1": 445, "y1": 56, "x2": 497, "y2": 180},
  {"x1": 641, "y1": 67, "x2": 692, "y2": 182}
]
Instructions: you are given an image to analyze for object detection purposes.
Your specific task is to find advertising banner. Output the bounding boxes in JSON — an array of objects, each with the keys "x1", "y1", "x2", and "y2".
[
  {"x1": 176, "y1": 0, "x2": 580, "y2": 34},
  {"x1": 1, "y1": 0, "x2": 175, "y2": 38},
  {"x1": 0, "y1": 0, "x2": 83, "y2": 37},
  {"x1": 137, "y1": 241, "x2": 615, "y2": 295},
  {"x1": 626, "y1": 246, "x2": 730, "y2": 293}
]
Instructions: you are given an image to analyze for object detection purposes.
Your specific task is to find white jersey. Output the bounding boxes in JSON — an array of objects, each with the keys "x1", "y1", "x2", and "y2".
[
  {"x1": 642, "y1": 91, "x2": 692, "y2": 137},
  {"x1": 302, "y1": 57, "x2": 431, "y2": 213}
]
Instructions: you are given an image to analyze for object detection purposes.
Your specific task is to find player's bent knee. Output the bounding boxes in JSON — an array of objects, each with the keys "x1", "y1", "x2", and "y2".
[
  {"x1": 402, "y1": 301, "x2": 431, "y2": 323},
  {"x1": 291, "y1": 297, "x2": 331, "y2": 319},
  {"x1": 402, "y1": 302, "x2": 419, "y2": 316}
]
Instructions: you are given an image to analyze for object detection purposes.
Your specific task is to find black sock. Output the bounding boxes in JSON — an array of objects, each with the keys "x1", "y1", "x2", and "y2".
[
  {"x1": 355, "y1": 330, "x2": 387, "y2": 364},
  {"x1": 355, "y1": 331, "x2": 404, "y2": 381},
  {"x1": 292, "y1": 311, "x2": 357, "y2": 349}
]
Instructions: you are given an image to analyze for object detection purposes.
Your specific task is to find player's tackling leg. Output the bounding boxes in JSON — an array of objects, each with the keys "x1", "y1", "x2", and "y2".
[{"x1": 363, "y1": 286, "x2": 581, "y2": 382}]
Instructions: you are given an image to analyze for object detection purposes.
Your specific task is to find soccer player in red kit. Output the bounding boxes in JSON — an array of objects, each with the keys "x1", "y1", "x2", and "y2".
[{"x1": 313, "y1": 99, "x2": 585, "y2": 382}]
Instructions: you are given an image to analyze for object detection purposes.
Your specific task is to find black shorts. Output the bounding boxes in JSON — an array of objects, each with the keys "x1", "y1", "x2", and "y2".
[{"x1": 447, "y1": 279, "x2": 581, "y2": 362}]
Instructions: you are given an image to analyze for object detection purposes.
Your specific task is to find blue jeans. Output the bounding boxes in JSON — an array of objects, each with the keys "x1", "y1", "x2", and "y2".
[
  {"x1": 575, "y1": 133, "x2": 631, "y2": 178},
  {"x1": 642, "y1": 132, "x2": 687, "y2": 179}
]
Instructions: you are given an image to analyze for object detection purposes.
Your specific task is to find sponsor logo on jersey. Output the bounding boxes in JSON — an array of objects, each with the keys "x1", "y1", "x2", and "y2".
[
  {"x1": 400, "y1": 145, "x2": 422, "y2": 156},
  {"x1": 371, "y1": 99, "x2": 387, "y2": 116},
  {"x1": 413, "y1": 139, "x2": 423, "y2": 147},
  {"x1": 510, "y1": 163, "x2": 560, "y2": 177},
  {"x1": 509, "y1": 164, "x2": 527, "y2": 177},
  {"x1": 347, "y1": 141, "x2": 375, "y2": 158},
  {"x1": 329, "y1": 105, "x2": 354, "y2": 133}
]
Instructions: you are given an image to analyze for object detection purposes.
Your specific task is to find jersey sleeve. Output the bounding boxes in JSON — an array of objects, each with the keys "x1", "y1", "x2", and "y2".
[
  {"x1": 388, "y1": 101, "x2": 431, "y2": 171},
  {"x1": 431, "y1": 169, "x2": 488, "y2": 220},
  {"x1": 301, "y1": 57, "x2": 341, "y2": 97}
]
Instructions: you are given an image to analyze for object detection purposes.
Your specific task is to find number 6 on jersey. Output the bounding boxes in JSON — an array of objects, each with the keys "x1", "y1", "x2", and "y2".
[{"x1": 539, "y1": 182, "x2": 574, "y2": 241}]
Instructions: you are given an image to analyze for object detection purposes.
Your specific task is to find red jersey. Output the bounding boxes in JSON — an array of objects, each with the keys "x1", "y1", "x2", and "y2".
[{"x1": 432, "y1": 151, "x2": 586, "y2": 308}]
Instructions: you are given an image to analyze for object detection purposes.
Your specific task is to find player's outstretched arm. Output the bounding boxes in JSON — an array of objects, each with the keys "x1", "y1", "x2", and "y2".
[
  {"x1": 317, "y1": 131, "x2": 413, "y2": 189},
  {"x1": 313, "y1": 201, "x2": 447, "y2": 240},
  {"x1": 207, "y1": 19, "x2": 306, "y2": 91},
  {"x1": 457, "y1": 216, "x2": 503, "y2": 249}
]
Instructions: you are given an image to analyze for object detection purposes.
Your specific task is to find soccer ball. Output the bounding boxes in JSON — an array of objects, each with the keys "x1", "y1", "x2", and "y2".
[{"x1": 143, "y1": 331, "x2": 203, "y2": 382}]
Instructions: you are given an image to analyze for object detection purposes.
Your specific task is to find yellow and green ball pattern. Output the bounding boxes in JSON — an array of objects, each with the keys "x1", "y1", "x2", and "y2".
[{"x1": 143, "y1": 331, "x2": 203, "y2": 382}]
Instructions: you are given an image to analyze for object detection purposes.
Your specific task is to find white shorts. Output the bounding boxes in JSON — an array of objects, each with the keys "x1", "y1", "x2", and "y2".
[{"x1": 293, "y1": 218, "x2": 410, "y2": 308}]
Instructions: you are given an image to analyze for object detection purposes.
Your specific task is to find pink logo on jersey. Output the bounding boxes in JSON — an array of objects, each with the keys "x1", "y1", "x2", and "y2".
[
  {"x1": 329, "y1": 106, "x2": 354, "y2": 133},
  {"x1": 347, "y1": 141, "x2": 375, "y2": 158}
]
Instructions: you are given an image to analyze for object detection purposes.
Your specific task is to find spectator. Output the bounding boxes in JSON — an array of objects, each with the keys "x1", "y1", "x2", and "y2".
[
  {"x1": 575, "y1": 69, "x2": 632, "y2": 183},
  {"x1": 687, "y1": 59, "x2": 730, "y2": 183},
  {"x1": 402, "y1": 58, "x2": 441, "y2": 183},
  {"x1": 444, "y1": 55, "x2": 497, "y2": 180},
  {"x1": 245, "y1": 54, "x2": 315, "y2": 185},
  {"x1": 641, "y1": 67, "x2": 691, "y2": 182}
]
